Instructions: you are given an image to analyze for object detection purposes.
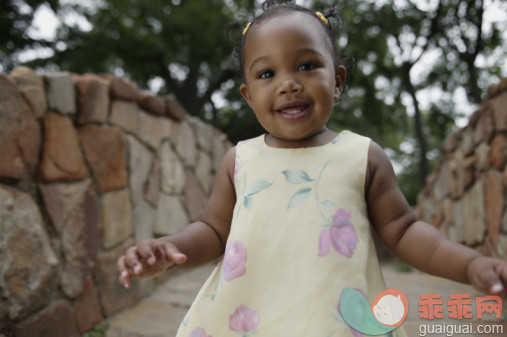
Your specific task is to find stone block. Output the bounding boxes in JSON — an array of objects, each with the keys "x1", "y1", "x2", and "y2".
[
  {"x1": 9, "y1": 66, "x2": 47, "y2": 119},
  {"x1": 502, "y1": 208, "x2": 507, "y2": 234},
  {"x1": 195, "y1": 150, "x2": 212, "y2": 195},
  {"x1": 159, "y1": 140, "x2": 185, "y2": 194},
  {"x1": 473, "y1": 108, "x2": 494, "y2": 145},
  {"x1": 0, "y1": 185, "x2": 58, "y2": 322},
  {"x1": 463, "y1": 181, "x2": 486, "y2": 245},
  {"x1": 79, "y1": 125, "x2": 128, "y2": 193},
  {"x1": 496, "y1": 234, "x2": 507, "y2": 260},
  {"x1": 138, "y1": 92, "x2": 165, "y2": 116},
  {"x1": 109, "y1": 100, "x2": 140, "y2": 135},
  {"x1": 74, "y1": 74, "x2": 110, "y2": 124},
  {"x1": 127, "y1": 135, "x2": 153, "y2": 204},
  {"x1": 155, "y1": 194, "x2": 189, "y2": 236},
  {"x1": 138, "y1": 110, "x2": 173, "y2": 149},
  {"x1": 451, "y1": 199, "x2": 464, "y2": 243},
  {"x1": 61, "y1": 183, "x2": 101, "y2": 297},
  {"x1": 37, "y1": 113, "x2": 87, "y2": 182},
  {"x1": 14, "y1": 301, "x2": 79, "y2": 337},
  {"x1": 184, "y1": 170, "x2": 208, "y2": 222},
  {"x1": 133, "y1": 200, "x2": 155, "y2": 243},
  {"x1": 44, "y1": 72, "x2": 76, "y2": 115},
  {"x1": 459, "y1": 126, "x2": 475, "y2": 156},
  {"x1": 38, "y1": 179, "x2": 93, "y2": 233},
  {"x1": 489, "y1": 134, "x2": 506, "y2": 170},
  {"x1": 102, "y1": 189, "x2": 134, "y2": 249},
  {"x1": 144, "y1": 156, "x2": 159, "y2": 207},
  {"x1": 485, "y1": 170, "x2": 504, "y2": 245},
  {"x1": 171, "y1": 121, "x2": 197, "y2": 167},
  {"x1": 73, "y1": 279, "x2": 103, "y2": 334},
  {"x1": 38, "y1": 179, "x2": 101, "y2": 298},
  {"x1": 441, "y1": 198, "x2": 453, "y2": 229},
  {"x1": 489, "y1": 91, "x2": 507, "y2": 131},
  {"x1": 94, "y1": 239, "x2": 141, "y2": 316},
  {"x1": 432, "y1": 202, "x2": 444, "y2": 228},
  {"x1": 104, "y1": 75, "x2": 140, "y2": 101},
  {"x1": 433, "y1": 161, "x2": 450, "y2": 201},
  {"x1": 165, "y1": 96, "x2": 186, "y2": 121},
  {"x1": 463, "y1": 155, "x2": 476, "y2": 191},
  {"x1": 475, "y1": 142, "x2": 490, "y2": 172},
  {"x1": 188, "y1": 116, "x2": 213, "y2": 153},
  {"x1": 449, "y1": 152, "x2": 466, "y2": 199},
  {"x1": 0, "y1": 74, "x2": 41, "y2": 179}
]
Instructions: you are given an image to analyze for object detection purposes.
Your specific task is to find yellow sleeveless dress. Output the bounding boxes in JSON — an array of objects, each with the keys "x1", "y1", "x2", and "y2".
[{"x1": 175, "y1": 131, "x2": 407, "y2": 337}]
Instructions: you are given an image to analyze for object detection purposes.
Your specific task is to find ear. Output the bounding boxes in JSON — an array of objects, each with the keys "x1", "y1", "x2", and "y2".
[
  {"x1": 240, "y1": 83, "x2": 255, "y2": 109},
  {"x1": 333, "y1": 66, "x2": 347, "y2": 101}
]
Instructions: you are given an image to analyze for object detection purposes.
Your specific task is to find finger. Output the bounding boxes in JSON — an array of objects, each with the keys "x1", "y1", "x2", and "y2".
[
  {"x1": 479, "y1": 267, "x2": 503, "y2": 295},
  {"x1": 117, "y1": 256, "x2": 131, "y2": 289},
  {"x1": 164, "y1": 244, "x2": 187, "y2": 264},
  {"x1": 124, "y1": 247, "x2": 143, "y2": 276},
  {"x1": 137, "y1": 241, "x2": 157, "y2": 265}
]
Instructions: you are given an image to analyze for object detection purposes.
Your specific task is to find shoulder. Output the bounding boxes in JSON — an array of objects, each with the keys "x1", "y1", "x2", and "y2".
[
  {"x1": 221, "y1": 146, "x2": 236, "y2": 177},
  {"x1": 365, "y1": 140, "x2": 397, "y2": 194}
]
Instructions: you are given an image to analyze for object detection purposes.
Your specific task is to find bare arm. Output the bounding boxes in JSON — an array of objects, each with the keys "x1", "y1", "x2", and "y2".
[
  {"x1": 366, "y1": 141, "x2": 506, "y2": 296},
  {"x1": 117, "y1": 146, "x2": 237, "y2": 287}
]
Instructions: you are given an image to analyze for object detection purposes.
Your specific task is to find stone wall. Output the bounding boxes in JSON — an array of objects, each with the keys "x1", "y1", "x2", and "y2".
[
  {"x1": 416, "y1": 79, "x2": 507, "y2": 260},
  {"x1": 0, "y1": 67, "x2": 231, "y2": 336}
]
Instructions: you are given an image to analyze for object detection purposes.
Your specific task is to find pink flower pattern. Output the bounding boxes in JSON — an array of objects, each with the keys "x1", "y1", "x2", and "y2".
[
  {"x1": 319, "y1": 209, "x2": 358, "y2": 258},
  {"x1": 229, "y1": 304, "x2": 259, "y2": 333},
  {"x1": 188, "y1": 327, "x2": 212, "y2": 337},
  {"x1": 223, "y1": 241, "x2": 247, "y2": 281}
]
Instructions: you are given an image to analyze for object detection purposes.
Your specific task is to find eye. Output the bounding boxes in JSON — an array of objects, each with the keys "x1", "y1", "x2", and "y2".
[
  {"x1": 259, "y1": 70, "x2": 274, "y2": 79},
  {"x1": 297, "y1": 62, "x2": 315, "y2": 71}
]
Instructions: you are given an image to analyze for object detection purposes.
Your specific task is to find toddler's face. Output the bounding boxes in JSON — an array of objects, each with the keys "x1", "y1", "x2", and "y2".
[{"x1": 240, "y1": 11, "x2": 345, "y2": 143}]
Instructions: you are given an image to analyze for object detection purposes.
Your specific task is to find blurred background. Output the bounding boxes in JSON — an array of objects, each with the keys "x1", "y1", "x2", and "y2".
[{"x1": 1, "y1": 0, "x2": 505, "y2": 204}]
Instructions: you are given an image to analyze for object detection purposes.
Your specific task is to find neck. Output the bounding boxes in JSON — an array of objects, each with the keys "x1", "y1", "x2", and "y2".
[{"x1": 265, "y1": 128, "x2": 337, "y2": 148}]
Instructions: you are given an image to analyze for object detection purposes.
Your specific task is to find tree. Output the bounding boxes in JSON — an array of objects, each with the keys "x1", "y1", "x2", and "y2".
[
  {"x1": 25, "y1": 0, "x2": 256, "y2": 119},
  {"x1": 0, "y1": 0, "x2": 60, "y2": 72}
]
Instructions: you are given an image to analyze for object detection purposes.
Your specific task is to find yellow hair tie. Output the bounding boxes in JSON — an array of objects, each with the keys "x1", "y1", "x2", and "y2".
[
  {"x1": 242, "y1": 22, "x2": 251, "y2": 36},
  {"x1": 315, "y1": 12, "x2": 328, "y2": 25}
]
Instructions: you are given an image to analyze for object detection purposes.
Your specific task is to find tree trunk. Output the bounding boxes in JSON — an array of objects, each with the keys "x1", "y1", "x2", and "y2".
[{"x1": 403, "y1": 63, "x2": 428, "y2": 186}]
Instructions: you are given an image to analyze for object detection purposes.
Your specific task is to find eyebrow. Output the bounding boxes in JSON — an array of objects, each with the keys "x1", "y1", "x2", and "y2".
[{"x1": 248, "y1": 48, "x2": 325, "y2": 72}]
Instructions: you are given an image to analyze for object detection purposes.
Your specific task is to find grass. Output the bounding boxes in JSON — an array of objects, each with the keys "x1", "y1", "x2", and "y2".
[{"x1": 82, "y1": 323, "x2": 109, "y2": 337}]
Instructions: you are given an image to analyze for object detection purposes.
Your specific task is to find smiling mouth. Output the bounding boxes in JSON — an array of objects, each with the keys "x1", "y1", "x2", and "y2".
[{"x1": 276, "y1": 104, "x2": 310, "y2": 119}]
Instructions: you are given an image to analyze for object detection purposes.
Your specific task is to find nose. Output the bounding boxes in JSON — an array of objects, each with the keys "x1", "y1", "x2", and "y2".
[{"x1": 278, "y1": 77, "x2": 302, "y2": 95}]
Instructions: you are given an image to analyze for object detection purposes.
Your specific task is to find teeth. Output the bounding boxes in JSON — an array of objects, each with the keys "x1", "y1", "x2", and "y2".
[{"x1": 281, "y1": 107, "x2": 305, "y2": 114}]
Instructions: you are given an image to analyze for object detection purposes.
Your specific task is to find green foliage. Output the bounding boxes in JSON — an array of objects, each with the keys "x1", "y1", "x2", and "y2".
[
  {"x1": 0, "y1": 0, "x2": 60, "y2": 71},
  {"x1": 82, "y1": 323, "x2": 109, "y2": 337}
]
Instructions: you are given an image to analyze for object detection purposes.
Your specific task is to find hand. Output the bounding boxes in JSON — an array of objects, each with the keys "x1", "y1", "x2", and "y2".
[
  {"x1": 466, "y1": 256, "x2": 507, "y2": 298},
  {"x1": 116, "y1": 238, "x2": 187, "y2": 289}
]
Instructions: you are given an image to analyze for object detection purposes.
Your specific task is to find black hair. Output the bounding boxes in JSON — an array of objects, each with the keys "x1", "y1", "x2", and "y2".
[{"x1": 226, "y1": 0, "x2": 351, "y2": 87}]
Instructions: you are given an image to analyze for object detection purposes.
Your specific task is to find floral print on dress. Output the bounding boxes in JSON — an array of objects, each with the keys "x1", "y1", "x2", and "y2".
[
  {"x1": 229, "y1": 304, "x2": 259, "y2": 335},
  {"x1": 205, "y1": 241, "x2": 247, "y2": 302},
  {"x1": 188, "y1": 327, "x2": 212, "y2": 337},
  {"x1": 223, "y1": 241, "x2": 247, "y2": 281},
  {"x1": 319, "y1": 209, "x2": 358, "y2": 258},
  {"x1": 282, "y1": 161, "x2": 358, "y2": 258}
]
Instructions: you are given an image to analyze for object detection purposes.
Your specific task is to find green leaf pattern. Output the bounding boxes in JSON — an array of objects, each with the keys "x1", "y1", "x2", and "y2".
[
  {"x1": 243, "y1": 179, "x2": 272, "y2": 210},
  {"x1": 287, "y1": 187, "x2": 312, "y2": 208},
  {"x1": 282, "y1": 170, "x2": 314, "y2": 184}
]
